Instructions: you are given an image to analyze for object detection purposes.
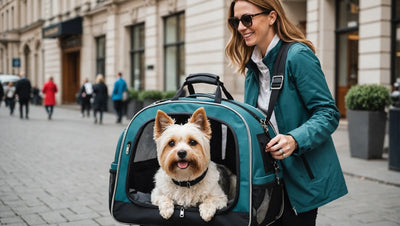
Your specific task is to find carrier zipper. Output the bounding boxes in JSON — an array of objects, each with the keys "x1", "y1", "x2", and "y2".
[
  {"x1": 273, "y1": 161, "x2": 280, "y2": 184},
  {"x1": 125, "y1": 142, "x2": 131, "y2": 155},
  {"x1": 179, "y1": 206, "x2": 185, "y2": 218}
]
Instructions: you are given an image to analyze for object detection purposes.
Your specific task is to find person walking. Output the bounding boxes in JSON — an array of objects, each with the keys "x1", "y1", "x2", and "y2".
[
  {"x1": 111, "y1": 72, "x2": 127, "y2": 123},
  {"x1": 79, "y1": 78, "x2": 93, "y2": 118},
  {"x1": 15, "y1": 72, "x2": 32, "y2": 119},
  {"x1": 0, "y1": 82, "x2": 4, "y2": 107},
  {"x1": 41, "y1": 76, "x2": 58, "y2": 120},
  {"x1": 225, "y1": 1, "x2": 347, "y2": 225},
  {"x1": 92, "y1": 74, "x2": 108, "y2": 124},
  {"x1": 32, "y1": 85, "x2": 42, "y2": 105},
  {"x1": 4, "y1": 82, "x2": 16, "y2": 115}
]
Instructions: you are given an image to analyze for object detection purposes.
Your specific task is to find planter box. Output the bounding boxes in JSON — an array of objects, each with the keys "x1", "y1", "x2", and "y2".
[
  {"x1": 347, "y1": 110, "x2": 387, "y2": 159},
  {"x1": 126, "y1": 99, "x2": 143, "y2": 119}
]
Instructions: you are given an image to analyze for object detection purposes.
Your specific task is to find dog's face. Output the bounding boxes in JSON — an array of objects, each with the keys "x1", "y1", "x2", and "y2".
[{"x1": 154, "y1": 107, "x2": 212, "y2": 181}]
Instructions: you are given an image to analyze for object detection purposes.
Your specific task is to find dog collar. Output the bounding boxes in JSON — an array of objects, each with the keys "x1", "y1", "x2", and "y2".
[{"x1": 172, "y1": 168, "x2": 208, "y2": 187}]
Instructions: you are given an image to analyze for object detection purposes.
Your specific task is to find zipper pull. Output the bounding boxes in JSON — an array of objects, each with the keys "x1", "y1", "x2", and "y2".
[
  {"x1": 260, "y1": 119, "x2": 269, "y2": 133},
  {"x1": 125, "y1": 142, "x2": 131, "y2": 155},
  {"x1": 179, "y1": 206, "x2": 185, "y2": 218}
]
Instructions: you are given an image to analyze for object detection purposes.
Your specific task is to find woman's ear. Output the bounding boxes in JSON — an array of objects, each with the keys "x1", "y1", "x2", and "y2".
[{"x1": 269, "y1": 11, "x2": 277, "y2": 25}]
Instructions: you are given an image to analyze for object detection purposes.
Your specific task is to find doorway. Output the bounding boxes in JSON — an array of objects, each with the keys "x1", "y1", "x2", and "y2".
[
  {"x1": 62, "y1": 50, "x2": 80, "y2": 104},
  {"x1": 336, "y1": 32, "x2": 359, "y2": 117}
]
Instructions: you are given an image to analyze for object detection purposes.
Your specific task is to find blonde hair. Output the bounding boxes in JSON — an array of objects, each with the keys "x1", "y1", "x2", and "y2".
[
  {"x1": 225, "y1": 0, "x2": 315, "y2": 74},
  {"x1": 96, "y1": 74, "x2": 105, "y2": 83}
]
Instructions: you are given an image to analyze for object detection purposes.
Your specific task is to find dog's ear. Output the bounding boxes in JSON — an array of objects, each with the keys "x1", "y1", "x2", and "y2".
[
  {"x1": 189, "y1": 107, "x2": 211, "y2": 138},
  {"x1": 154, "y1": 110, "x2": 174, "y2": 139}
]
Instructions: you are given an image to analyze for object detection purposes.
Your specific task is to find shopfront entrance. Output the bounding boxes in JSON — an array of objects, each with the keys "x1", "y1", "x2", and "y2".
[{"x1": 62, "y1": 49, "x2": 80, "y2": 104}]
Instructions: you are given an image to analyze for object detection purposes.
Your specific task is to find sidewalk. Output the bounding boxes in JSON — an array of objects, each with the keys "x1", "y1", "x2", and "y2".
[
  {"x1": 332, "y1": 120, "x2": 400, "y2": 187},
  {"x1": 0, "y1": 104, "x2": 399, "y2": 225}
]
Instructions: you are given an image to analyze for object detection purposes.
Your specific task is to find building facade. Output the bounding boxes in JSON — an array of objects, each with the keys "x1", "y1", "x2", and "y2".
[{"x1": 0, "y1": 0, "x2": 398, "y2": 117}]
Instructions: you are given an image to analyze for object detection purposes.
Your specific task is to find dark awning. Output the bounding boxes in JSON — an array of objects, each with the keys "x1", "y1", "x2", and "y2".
[{"x1": 42, "y1": 17, "x2": 82, "y2": 38}]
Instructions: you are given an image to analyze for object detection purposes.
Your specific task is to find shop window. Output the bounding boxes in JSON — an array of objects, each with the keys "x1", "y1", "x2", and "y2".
[
  {"x1": 130, "y1": 23, "x2": 145, "y2": 90},
  {"x1": 163, "y1": 12, "x2": 185, "y2": 91},
  {"x1": 335, "y1": 0, "x2": 359, "y2": 117},
  {"x1": 96, "y1": 36, "x2": 106, "y2": 76}
]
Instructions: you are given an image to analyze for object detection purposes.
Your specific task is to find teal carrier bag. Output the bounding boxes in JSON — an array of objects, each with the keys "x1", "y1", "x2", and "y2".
[{"x1": 109, "y1": 72, "x2": 285, "y2": 226}]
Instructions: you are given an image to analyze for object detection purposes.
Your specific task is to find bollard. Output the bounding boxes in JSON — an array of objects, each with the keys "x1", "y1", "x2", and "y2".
[
  {"x1": 389, "y1": 79, "x2": 400, "y2": 171},
  {"x1": 389, "y1": 107, "x2": 400, "y2": 171}
]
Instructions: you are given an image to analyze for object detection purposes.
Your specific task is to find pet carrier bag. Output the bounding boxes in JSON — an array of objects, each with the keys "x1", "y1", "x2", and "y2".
[{"x1": 109, "y1": 43, "x2": 294, "y2": 225}]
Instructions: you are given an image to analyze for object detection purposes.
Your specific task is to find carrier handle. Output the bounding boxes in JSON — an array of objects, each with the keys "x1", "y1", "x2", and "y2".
[{"x1": 172, "y1": 73, "x2": 234, "y2": 103}]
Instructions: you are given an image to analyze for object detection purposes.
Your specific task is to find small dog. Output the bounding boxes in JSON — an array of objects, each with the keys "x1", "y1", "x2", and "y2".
[{"x1": 151, "y1": 107, "x2": 236, "y2": 222}]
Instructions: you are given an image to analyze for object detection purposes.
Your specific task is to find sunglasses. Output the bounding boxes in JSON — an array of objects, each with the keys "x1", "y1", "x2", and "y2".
[{"x1": 228, "y1": 10, "x2": 271, "y2": 30}]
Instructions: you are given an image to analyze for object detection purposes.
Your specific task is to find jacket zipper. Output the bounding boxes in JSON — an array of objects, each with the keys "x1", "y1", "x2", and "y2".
[{"x1": 301, "y1": 155, "x2": 314, "y2": 180}]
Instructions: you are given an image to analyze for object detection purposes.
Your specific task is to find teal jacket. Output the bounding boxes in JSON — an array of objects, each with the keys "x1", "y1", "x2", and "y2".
[
  {"x1": 244, "y1": 41, "x2": 348, "y2": 213},
  {"x1": 111, "y1": 78, "x2": 128, "y2": 101}
]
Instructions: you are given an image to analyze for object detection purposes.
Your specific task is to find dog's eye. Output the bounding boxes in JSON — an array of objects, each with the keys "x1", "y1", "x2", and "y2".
[
  {"x1": 168, "y1": 140, "x2": 175, "y2": 147},
  {"x1": 189, "y1": 140, "x2": 197, "y2": 146}
]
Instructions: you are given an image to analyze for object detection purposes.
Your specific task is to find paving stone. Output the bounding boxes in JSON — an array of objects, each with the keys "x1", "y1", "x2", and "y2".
[{"x1": 2, "y1": 105, "x2": 400, "y2": 226}]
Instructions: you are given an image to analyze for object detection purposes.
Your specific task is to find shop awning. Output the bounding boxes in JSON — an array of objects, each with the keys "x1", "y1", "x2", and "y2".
[{"x1": 42, "y1": 17, "x2": 82, "y2": 38}]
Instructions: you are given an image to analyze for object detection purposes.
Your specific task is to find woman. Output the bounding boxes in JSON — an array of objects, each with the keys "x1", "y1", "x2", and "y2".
[
  {"x1": 42, "y1": 76, "x2": 58, "y2": 120},
  {"x1": 92, "y1": 74, "x2": 108, "y2": 124},
  {"x1": 225, "y1": 1, "x2": 347, "y2": 225},
  {"x1": 4, "y1": 82, "x2": 16, "y2": 115}
]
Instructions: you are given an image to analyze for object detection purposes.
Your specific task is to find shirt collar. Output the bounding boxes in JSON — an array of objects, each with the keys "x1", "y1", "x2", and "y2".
[{"x1": 251, "y1": 34, "x2": 280, "y2": 63}]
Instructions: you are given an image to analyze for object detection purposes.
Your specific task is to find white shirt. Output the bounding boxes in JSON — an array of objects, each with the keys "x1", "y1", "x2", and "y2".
[
  {"x1": 251, "y1": 34, "x2": 280, "y2": 134},
  {"x1": 84, "y1": 82, "x2": 93, "y2": 95}
]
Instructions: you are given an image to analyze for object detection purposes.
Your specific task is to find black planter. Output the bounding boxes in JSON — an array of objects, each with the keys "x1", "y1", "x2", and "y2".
[
  {"x1": 126, "y1": 99, "x2": 143, "y2": 119},
  {"x1": 347, "y1": 110, "x2": 387, "y2": 159}
]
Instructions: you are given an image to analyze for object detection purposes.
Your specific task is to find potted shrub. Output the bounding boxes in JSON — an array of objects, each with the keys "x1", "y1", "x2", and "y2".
[
  {"x1": 139, "y1": 90, "x2": 164, "y2": 107},
  {"x1": 163, "y1": 90, "x2": 177, "y2": 99},
  {"x1": 345, "y1": 84, "x2": 392, "y2": 159},
  {"x1": 126, "y1": 88, "x2": 143, "y2": 118}
]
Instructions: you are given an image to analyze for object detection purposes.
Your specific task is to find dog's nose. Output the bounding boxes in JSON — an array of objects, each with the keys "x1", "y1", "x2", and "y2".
[{"x1": 177, "y1": 150, "x2": 187, "y2": 159}]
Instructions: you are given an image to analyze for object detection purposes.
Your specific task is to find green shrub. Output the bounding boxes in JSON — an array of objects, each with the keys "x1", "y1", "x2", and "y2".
[
  {"x1": 138, "y1": 90, "x2": 164, "y2": 101},
  {"x1": 163, "y1": 90, "x2": 177, "y2": 99},
  {"x1": 345, "y1": 84, "x2": 392, "y2": 111},
  {"x1": 128, "y1": 88, "x2": 140, "y2": 100}
]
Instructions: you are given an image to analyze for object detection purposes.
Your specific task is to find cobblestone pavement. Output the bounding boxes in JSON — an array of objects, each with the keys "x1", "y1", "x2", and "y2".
[{"x1": 0, "y1": 104, "x2": 399, "y2": 225}]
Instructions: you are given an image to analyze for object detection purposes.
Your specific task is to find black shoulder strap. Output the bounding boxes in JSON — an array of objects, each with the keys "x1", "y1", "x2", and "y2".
[{"x1": 265, "y1": 41, "x2": 295, "y2": 122}]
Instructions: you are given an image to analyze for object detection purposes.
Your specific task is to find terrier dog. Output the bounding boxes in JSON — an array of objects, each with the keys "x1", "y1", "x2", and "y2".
[{"x1": 151, "y1": 107, "x2": 236, "y2": 222}]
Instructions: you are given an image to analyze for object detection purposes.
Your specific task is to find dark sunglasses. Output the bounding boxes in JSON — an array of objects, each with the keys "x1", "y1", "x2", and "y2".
[{"x1": 228, "y1": 10, "x2": 271, "y2": 30}]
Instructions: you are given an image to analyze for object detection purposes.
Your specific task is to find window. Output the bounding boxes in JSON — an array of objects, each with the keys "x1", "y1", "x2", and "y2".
[
  {"x1": 163, "y1": 12, "x2": 185, "y2": 91},
  {"x1": 96, "y1": 36, "x2": 106, "y2": 76},
  {"x1": 392, "y1": 0, "x2": 400, "y2": 84},
  {"x1": 335, "y1": 0, "x2": 359, "y2": 117},
  {"x1": 130, "y1": 23, "x2": 145, "y2": 90}
]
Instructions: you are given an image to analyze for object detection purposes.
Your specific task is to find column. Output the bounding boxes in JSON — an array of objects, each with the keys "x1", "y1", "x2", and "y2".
[{"x1": 358, "y1": 0, "x2": 391, "y2": 85}]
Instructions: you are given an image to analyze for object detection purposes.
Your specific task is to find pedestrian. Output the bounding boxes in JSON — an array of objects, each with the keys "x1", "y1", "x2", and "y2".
[
  {"x1": 111, "y1": 72, "x2": 128, "y2": 123},
  {"x1": 41, "y1": 76, "x2": 58, "y2": 120},
  {"x1": 32, "y1": 85, "x2": 42, "y2": 105},
  {"x1": 0, "y1": 82, "x2": 4, "y2": 107},
  {"x1": 225, "y1": 1, "x2": 347, "y2": 225},
  {"x1": 79, "y1": 78, "x2": 93, "y2": 118},
  {"x1": 92, "y1": 74, "x2": 108, "y2": 124},
  {"x1": 15, "y1": 72, "x2": 32, "y2": 119},
  {"x1": 4, "y1": 81, "x2": 16, "y2": 115}
]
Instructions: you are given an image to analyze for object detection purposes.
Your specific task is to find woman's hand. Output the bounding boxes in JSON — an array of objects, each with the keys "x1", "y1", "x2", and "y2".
[{"x1": 266, "y1": 134, "x2": 298, "y2": 159}]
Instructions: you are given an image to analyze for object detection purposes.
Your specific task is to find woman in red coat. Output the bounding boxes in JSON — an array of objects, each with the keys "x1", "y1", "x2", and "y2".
[{"x1": 41, "y1": 76, "x2": 58, "y2": 120}]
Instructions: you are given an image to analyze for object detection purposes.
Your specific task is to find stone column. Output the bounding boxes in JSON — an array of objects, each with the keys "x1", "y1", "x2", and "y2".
[{"x1": 358, "y1": 0, "x2": 391, "y2": 85}]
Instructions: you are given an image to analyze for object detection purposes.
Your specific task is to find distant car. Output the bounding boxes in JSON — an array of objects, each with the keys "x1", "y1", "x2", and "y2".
[{"x1": 0, "y1": 74, "x2": 20, "y2": 90}]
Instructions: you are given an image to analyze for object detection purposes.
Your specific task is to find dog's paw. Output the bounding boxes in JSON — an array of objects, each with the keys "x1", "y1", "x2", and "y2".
[
  {"x1": 199, "y1": 203, "x2": 217, "y2": 222},
  {"x1": 159, "y1": 202, "x2": 174, "y2": 220}
]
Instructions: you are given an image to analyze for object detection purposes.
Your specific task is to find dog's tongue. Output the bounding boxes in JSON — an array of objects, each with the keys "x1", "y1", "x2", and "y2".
[{"x1": 177, "y1": 161, "x2": 189, "y2": 169}]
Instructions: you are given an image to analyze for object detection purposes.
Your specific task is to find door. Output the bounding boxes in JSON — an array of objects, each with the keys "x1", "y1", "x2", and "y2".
[
  {"x1": 62, "y1": 50, "x2": 80, "y2": 104},
  {"x1": 336, "y1": 32, "x2": 359, "y2": 117}
]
